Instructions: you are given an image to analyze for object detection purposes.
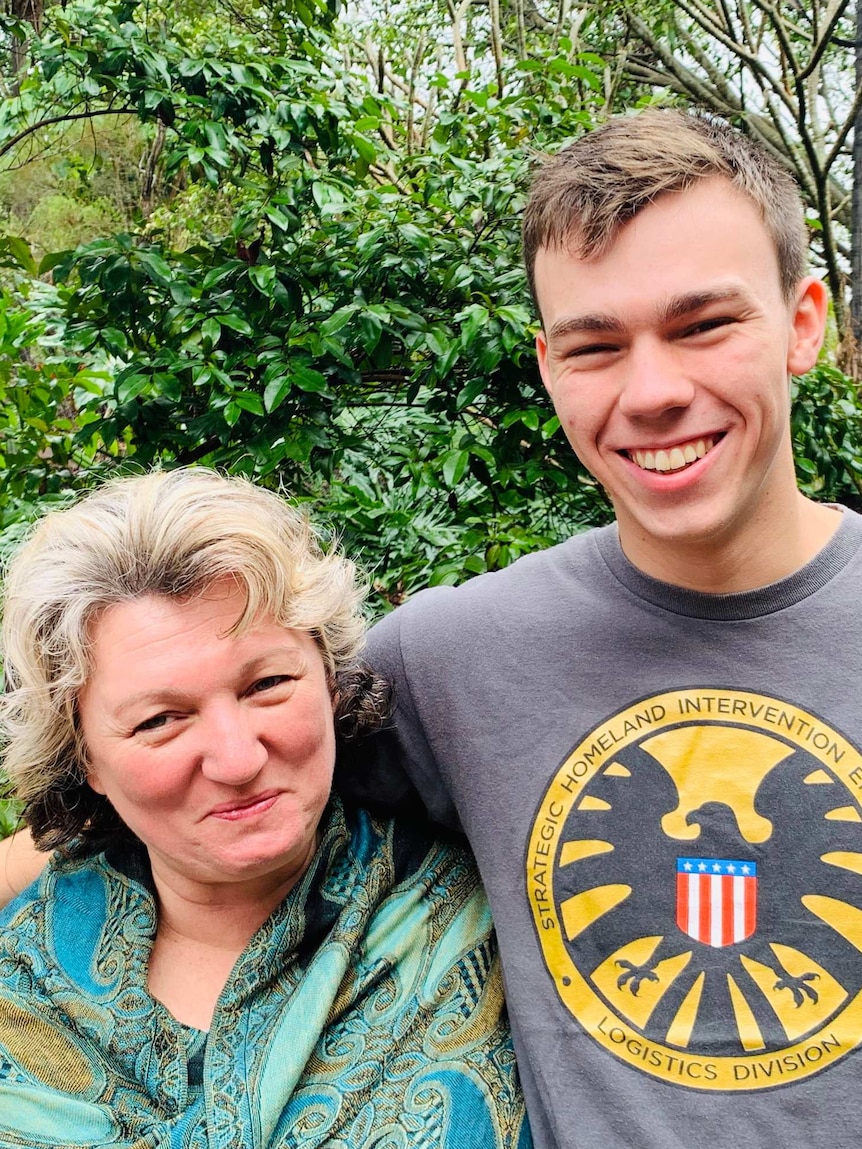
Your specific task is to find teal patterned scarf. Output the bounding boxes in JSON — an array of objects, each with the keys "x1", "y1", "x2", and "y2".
[{"x1": 0, "y1": 799, "x2": 531, "y2": 1148}]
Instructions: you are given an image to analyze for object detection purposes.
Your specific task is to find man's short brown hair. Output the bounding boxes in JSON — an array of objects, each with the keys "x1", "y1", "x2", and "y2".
[{"x1": 523, "y1": 108, "x2": 808, "y2": 313}]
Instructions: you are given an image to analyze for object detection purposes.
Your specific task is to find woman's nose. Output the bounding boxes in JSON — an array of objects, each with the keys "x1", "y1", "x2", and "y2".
[{"x1": 198, "y1": 705, "x2": 267, "y2": 785}]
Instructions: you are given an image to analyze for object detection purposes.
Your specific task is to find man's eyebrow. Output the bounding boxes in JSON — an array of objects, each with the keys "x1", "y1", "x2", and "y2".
[
  {"x1": 660, "y1": 287, "x2": 749, "y2": 324},
  {"x1": 545, "y1": 287, "x2": 751, "y2": 343},
  {"x1": 545, "y1": 313, "x2": 625, "y2": 342}
]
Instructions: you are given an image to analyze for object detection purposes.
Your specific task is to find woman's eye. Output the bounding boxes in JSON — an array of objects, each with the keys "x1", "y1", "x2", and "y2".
[
  {"x1": 249, "y1": 675, "x2": 290, "y2": 695},
  {"x1": 134, "y1": 713, "x2": 170, "y2": 734}
]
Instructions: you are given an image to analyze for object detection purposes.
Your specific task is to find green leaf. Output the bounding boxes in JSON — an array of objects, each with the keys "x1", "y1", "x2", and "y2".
[
  {"x1": 116, "y1": 373, "x2": 149, "y2": 403},
  {"x1": 425, "y1": 327, "x2": 451, "y2": 358},
  {"x1": 218, "y1": 313, "x2": 254, "y2": 335},
  {"x1": 321, "y1": 307, "x2": 356, "y2": 337},
  {"x1": 202, "y1": 265, "x2": 237, "y2": 290},
  {"x1": 4, "y1": 236, "x2": 37, "y2": 275},
  {"x1": 456, "y1": 377, "x2": 487, "y2": 410},
  {"x1": 292, "y1": 365, "x2": 330, "y2": 394},
  {"x1": 137, "y1": 251, "x2": 174, "y2": 286},
  {"x1": 264, "y1": 374, "x2": 292, "y2": 413},
  {"x1": 458, "y1": 304, "x2": 489, "y2": 347},
  {"x1": 496, "y1": 304, "x2": 531, "y2": 329},
  {"x1": 442, "y1": 449, "x2": 469, "y2": 486},
  {"x1": 358, "y1": 312, "x2": 382, "y2": 353},
  {"x1": 352, "y1": 133, "x2": 377, "y2": 164},
  {"x1": 248, "y1": 265, "x2": 277, "y2": 295},
  {"x1": 233, "y1": 391, "x2": 265, "y2": 415},
  {"x1": 170, "y1": 281, "x2": 193, "y2": 306}
]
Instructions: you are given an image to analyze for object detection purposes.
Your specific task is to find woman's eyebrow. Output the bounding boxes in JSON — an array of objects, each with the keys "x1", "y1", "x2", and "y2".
[
  {"x1": 112, "y1": 688, "x2": 192, "y2": 719},
  {"x1": 112, "y1": 647, "x2": 309, "y2": 717}
]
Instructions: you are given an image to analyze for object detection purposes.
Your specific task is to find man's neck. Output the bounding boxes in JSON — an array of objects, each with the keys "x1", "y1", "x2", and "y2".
[{"x1": 618, "y1": 494, "x2": 842, "y2": 594}]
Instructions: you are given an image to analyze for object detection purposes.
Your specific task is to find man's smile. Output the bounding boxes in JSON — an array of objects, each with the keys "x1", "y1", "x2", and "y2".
[{"x1": 627, "y1": 435, "x2": 719, "y2": 474}]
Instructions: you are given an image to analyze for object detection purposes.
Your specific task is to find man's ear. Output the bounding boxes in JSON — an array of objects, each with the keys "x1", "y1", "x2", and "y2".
[
  {"x1": 535, "y1": 330, "x2": 553, "y2": 397},
  {"x1": 787, "y1": 275, "x2": 829, "y2": 376}
]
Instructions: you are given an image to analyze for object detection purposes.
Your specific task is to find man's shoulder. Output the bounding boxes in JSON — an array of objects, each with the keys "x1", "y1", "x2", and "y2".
[{"x1": 367, "y1": 524, "x2": 613, "y2": 656}]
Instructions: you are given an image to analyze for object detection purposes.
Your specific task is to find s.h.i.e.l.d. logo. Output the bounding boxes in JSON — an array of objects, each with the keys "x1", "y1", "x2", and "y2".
[{"x1": 527, "y1": 689, "x2": 862, "y2": 1091}]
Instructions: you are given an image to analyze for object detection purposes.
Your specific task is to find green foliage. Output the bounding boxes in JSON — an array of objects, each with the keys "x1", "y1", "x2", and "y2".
[
  {"x1": 0, "y1": 277, "x2": 110, "y2": 538},
  {"x1": 26, "y1": 193, "x2": 125, "y2": 256},
  {"x1": 0, "y1": 0, "x2": 616, "y2": 611},
  {"x1": 0, "y1": 114, "x2": 146, "y2": 242},
  {"x1": 0, "y1": 0, "x2": 856, "y2": 624},
  {"x1": 0, "y1": 798, "x2": 21, "y2": 838},
  {"x1": 792, "y1": 364, "x2": 862, "y2": 511}
]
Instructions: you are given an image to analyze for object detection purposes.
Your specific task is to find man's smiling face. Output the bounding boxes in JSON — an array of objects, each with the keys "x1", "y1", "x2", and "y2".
[{"x1": 535, "y1": 177, "x2": 827, "y2": 583}]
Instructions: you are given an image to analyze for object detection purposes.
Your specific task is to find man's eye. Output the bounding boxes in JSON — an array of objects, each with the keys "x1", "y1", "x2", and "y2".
[
  {"x1": 567, "y1": 343, "x2": 617, "y2": 358},
  {"x1": 686, "y1": 317, "x2": 735, "y2": 336}
]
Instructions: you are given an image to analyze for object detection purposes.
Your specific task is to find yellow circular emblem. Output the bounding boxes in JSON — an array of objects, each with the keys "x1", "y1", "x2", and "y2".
[{"x1": 528, "y1": 689, "x2": 862, "y2": 1090}]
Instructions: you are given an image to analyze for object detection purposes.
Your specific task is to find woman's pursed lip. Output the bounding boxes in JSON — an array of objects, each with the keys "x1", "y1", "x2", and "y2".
[{"x1": 207, "y1": 791, "x2": 281, "y2": 819}]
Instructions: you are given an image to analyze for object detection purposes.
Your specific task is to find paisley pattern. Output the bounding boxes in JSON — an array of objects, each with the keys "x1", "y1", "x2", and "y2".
[{"x1": 0, "y1": 800, "x2": 531, "y2": 1149}]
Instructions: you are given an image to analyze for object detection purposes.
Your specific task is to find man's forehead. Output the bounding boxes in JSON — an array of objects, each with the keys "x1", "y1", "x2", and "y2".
[
  {"x1": 532, "y1": 180, "x2": 784, "y2": 331},
  {"x1": 533, "y1": 176, "x2": 761, "y2": 266}
]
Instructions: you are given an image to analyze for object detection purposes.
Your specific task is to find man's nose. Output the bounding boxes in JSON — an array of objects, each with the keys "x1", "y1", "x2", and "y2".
[
  {"x1": 616, "y1": 339, "x2": 695, "y2": 419},
  {"x1": 199, "y1": 704, "x2": 267, "y2": 785}
]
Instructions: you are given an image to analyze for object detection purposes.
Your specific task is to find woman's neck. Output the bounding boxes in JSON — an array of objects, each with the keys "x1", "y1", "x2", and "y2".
[{"x1": 146, "y1": 861, "x2": 308, "y2": 1031}]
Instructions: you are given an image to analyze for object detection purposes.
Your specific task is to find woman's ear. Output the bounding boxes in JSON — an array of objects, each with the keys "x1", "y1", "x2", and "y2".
[{"x1": 86, "y1": 770, "x2": 106, "y2": 796}]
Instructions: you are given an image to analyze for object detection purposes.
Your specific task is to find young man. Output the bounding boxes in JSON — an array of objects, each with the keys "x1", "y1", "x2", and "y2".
[
  {"x1": 357, "y1": 110, "x2": 862, "y2": 1146},
  {"x1": 3, "y1": 110, "x2": 861, "y2": 1146}
]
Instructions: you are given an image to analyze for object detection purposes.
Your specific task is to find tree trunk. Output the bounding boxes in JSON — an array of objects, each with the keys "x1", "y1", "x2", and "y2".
[
  {"x1": 851, "y1": 0, "x2": 862, "y2": 377},
  {"x1": 5, "y1": 0, "x2": 44, "y2": 85}
]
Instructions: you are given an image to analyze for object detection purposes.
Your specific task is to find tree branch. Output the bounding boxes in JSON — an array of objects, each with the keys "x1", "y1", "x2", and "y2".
[{"x1": 0, "y1": 105, "x2": 138, "y2": 161}]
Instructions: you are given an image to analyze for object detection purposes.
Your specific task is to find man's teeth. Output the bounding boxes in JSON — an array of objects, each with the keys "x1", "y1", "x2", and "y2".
[{"x1": 631, "y1": 437, "x2": 714, "y2": 473}]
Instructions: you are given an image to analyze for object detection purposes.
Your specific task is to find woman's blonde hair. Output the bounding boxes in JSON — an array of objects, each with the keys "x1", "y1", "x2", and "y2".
[{"x1": 1, "y1": 467, "x2": 383, "y2": 853}]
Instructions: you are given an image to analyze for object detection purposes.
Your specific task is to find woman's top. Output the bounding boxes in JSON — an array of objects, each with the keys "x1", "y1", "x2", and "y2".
[{"x1": 0, "y1": 798, "x2": 531, "y2": 1148}]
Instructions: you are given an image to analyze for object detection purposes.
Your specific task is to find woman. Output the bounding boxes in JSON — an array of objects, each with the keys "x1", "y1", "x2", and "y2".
[{"x1": 0, "y1": 468, "x2": 530, "y2": 1148}]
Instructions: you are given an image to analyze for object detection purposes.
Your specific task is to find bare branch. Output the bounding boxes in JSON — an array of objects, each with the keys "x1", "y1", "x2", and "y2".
[
  {"x1": 446, "y1": 0, "x2": 471, "y2": 74},
  {"x1": 0, "y1": 105, "x2": 139, "y2": 161},
  {"x1": 489, "y1": 0, "x2": 505, "y2": 94},
  {"x1": 798, "y1": 0, "x2": 852, "y2": 80},
  {"x1": 406, "y1": 32, "x2": 426, "y2": 154}
]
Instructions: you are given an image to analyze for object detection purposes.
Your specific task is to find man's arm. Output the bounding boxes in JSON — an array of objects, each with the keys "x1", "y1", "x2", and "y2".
[{"x1": 0, "y1": 828, "x2": 48, "y2": 906}]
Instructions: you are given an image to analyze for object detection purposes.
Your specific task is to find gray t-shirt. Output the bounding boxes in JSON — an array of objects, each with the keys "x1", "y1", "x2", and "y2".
[{"x1": 349, "y1": 509, "x2": 862, "y2": 1149}]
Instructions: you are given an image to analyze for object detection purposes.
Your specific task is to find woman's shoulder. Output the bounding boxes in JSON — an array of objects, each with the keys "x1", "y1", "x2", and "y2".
[
  {"x1": 321, "y1": 800, "x2": 491, "y2": 962},
  {"x1": 336, "y1": 800, "x2": 477, "y2": 886},
  {"x1": 0, "y1": 845, "x2": 154, "y2": 967}
]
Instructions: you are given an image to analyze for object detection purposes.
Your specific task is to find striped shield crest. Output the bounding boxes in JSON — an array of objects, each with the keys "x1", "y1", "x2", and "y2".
[{"x1": 676, "y1": 857, "x2": 757, "y2": 948}]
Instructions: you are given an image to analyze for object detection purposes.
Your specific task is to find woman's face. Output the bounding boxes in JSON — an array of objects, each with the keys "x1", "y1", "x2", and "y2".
[{"x1": 78, "y1": 581, "x2": 336, "y2": 899}]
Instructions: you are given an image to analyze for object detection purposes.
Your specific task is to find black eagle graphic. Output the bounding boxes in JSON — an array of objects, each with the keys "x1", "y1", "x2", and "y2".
[{"x1": 553, "y1": 735, "x2": 862, "y2": 1057}]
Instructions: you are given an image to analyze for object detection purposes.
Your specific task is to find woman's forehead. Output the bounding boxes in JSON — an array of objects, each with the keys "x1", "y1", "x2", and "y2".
[{"x1": 86, "y1": 590, "x2": 321, "y2": 683}]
